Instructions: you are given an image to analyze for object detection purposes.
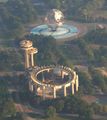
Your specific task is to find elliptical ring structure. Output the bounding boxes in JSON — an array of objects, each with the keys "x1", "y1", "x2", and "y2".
[{"x1": 20, "y1": 40, "x2": 79, "y2": 99}]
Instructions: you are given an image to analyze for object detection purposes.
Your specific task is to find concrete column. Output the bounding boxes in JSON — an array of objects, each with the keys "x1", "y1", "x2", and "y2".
[
  {"x1": 29, "y1": 81, "x2": 33, "y2": 92},
  {"x1": 31, "y1": 53, "x2": 34, "y2": 67},
  {"x1": 75, "y1": 75, "x2": 79, "y2": 92},
  {"x1": 53, "y1": 87, "x2": 56, "y2": 98},
  {"x1": 42, "y1": 86, "x2": 46, "y2": 100},
  {"x1": 61, "y1": 71, "x2": 64, "y2": 79},
  {"x1": 47, "y1": 69, "x2": 50, "y2": 72},
  {"x1": 64, "y1": 86, "x2": 67, "y2": 97},
  {"x1": 25, "y1": 50, "x2": 29, "y2": 68},
  {"x1": 71, "y1": 83, "x2": 74, "y2": 95}
]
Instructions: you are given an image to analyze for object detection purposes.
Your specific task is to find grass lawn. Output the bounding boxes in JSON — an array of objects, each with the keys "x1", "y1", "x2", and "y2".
[{"x1": 0, "y1": 0, "x2": 8, "y2": 2}]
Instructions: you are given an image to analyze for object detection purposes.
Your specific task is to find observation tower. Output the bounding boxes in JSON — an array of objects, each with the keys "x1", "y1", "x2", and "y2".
[
  {"x1": 20, "y1": 40, "x2": 38, "y2": 68},
  {"x1": 20, "y1": 40, "x2": 79, "y2": 99}
]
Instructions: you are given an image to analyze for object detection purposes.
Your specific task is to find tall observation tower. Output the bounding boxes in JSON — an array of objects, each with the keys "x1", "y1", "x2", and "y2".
[{"x1": 20, "y1": 40, "x2": 38, "y2": 68}]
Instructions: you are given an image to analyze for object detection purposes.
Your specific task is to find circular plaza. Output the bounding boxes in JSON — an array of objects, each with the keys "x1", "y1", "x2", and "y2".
[{"x1": 30, "y1": 24, "x2": 79, "y2": 39}]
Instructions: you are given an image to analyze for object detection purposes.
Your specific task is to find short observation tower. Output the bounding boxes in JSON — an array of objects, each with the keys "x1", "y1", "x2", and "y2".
[{"x1": 20, "y1": 40, "x2": 38, "y2": 68}]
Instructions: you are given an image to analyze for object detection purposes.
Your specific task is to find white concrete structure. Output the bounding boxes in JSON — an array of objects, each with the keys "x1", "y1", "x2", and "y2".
[
  {"x1": 20, "y1": 40, "x2": 38, "y2": 68},
  {"x1": 20, "y1": 40, "x2": 79, "y2": 99},
  {"x1": 28, "y1": 65, "x2": 79, "y2": 99}
]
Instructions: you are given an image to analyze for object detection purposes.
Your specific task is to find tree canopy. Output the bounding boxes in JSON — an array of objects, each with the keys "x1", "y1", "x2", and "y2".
[{"x1": 0, "y1": 0, "x2": 37, "y2": 37}]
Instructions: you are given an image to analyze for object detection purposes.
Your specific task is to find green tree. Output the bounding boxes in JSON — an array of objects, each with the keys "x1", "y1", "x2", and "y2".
[
  {"x1": 0, "y1": 0, "x2": 37, "y2": 37},
  {"x1": 92, "y1": 71, "x2": 107, "y2": 92},
  {"x1": 55, "y1": 0, "x2": 62, "y2": 9},
  {"x1": 90, "y1": 103, "x2": 102, "y2": 113},
  {"x1": 45, "y1": 106, "x2": 56, "y2": 118},
  {"x1": 78, "y1": 71, "x2": 94, "y2": 94},
  {"x1": 2, "y1": 100, "x2": 16, "y2": 118},
  {"x1": 54, "y1": 100, "x2": 64, "y2": 112}
]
